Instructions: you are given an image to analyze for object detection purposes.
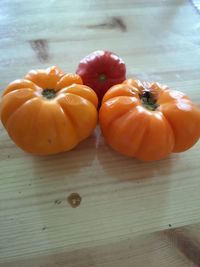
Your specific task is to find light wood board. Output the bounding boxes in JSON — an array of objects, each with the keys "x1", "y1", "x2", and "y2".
[{"x1": 0, "y1": 0, "x2": 200, "y2": 266}]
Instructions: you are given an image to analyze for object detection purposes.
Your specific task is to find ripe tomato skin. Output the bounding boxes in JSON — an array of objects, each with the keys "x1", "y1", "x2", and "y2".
[
  {"x1": 0, "y1": 66, "x2": 98, "y2": 155},
  {"x1": 99, "y1": 80, "x2": 200, "y2": 161},
  {"x1": 76, "y1": 51, "x2": 126, "y2": 104}
]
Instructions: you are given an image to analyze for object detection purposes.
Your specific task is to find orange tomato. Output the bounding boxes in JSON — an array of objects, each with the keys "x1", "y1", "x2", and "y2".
[
  {"x1": 0, "y1": 66, "x2": 98, "y2": 155},
  {"x1": 99, "y1": 79, "x2": 200, "y2": 161}
]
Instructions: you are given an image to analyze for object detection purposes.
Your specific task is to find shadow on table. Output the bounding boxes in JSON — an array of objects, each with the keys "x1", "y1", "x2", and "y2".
[
  {"x1": 95, "y1": 126, "x2": 179, "y2": 182},
  {"x1": 24, "y1": 127, "x2": 184, "y2": 267},
  {"x1": 32, "y1": 132, "x2": 96, "y2": 180}
]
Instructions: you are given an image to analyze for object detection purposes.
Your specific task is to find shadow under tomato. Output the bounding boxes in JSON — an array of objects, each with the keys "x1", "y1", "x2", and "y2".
[
  {"x1": 26, "y1": 127, "x2": 183, "y2": 257},
  {"x1": 32, "y1": 133, "x2": 96, "y2": 181},
  {"x1": 94, "y1": 127, "x2": 182, "y2": 235},
  {"x1": 95, "y1": 126, "x2": 180, "y2": 182}
]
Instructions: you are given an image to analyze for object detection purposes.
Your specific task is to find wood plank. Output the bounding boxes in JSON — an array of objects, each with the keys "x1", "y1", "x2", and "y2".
[
  {"x1": 1, "y1": 225, "x2": 200, "y2": 267},
  {"x1": 0, "y1": 0, "x2": 200, "y2": 265},
  {"x1": 164, "y1": 225, "x2": 200, "y2": 266},
  {"x1": 1, "y1": 126, "x2": 200, "y2": 262}
]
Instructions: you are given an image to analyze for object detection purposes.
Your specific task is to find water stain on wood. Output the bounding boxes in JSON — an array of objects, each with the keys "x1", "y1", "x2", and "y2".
[
  {"x1": 87, "y1": 17, "x2": 127, "y2": 32},
  {"x1": 67, "y1": 193, "x2": 82, "y2": 208},
  {"x1": 29, "y1": 39, "x2": 49, "y2": 63}
]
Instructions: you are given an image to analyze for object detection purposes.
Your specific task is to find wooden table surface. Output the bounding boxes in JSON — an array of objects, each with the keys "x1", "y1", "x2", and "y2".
[{"x1": 0, "y1": 0, "x2": 200, "y2": 266}]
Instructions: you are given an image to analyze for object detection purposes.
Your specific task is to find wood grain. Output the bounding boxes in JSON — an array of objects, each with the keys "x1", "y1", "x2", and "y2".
[
  {"x1": 1, "y1": 226, "x2": 199, "y2": 267},
  {"x1": 0, "y1": 0, "x2": 200, "y2": 266},
  {"x1": 165, "y1": 226, "x2": 200, "y2": 266},
  {"x1": 86, "y1": 17, "x2": 127, "y2": 32},
  {"x1": 29, "y1": 39, "x2": 49, "y2": 63}
]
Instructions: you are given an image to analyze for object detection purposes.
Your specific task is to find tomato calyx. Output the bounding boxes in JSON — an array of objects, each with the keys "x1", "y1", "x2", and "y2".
[
  {"x1": 140, "y1": 88, "x2": 158, "y2": 111},
  {"x1": 99, "y1": 74, "x2": 107, "y2": 82},
  {"x1": 42, "y1": 89, "x2": 56, "y2": 100}
]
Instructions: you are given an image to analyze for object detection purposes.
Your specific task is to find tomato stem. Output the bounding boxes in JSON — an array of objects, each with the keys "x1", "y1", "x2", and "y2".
[
  {"x1": 42, "y1": 89, "x2": 56, "y2": 99},
  {"x1": 141, "y1": 88, "x2": 158, "y2": 111}
]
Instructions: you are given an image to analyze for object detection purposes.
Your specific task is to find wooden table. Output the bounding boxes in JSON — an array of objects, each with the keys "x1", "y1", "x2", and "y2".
[{"x1": 0, "y1": 0, "x2": 200, "y2": 266}]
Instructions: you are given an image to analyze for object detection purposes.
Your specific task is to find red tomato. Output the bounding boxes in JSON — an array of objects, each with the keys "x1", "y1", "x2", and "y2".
[{"x1": 76, "y1": 51, "x2": 126, "y2": 104}]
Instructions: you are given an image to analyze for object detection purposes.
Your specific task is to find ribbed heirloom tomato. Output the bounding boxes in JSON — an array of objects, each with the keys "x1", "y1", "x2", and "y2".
[
  {"x1": 99, "y1": 79, "x2": 200, "y2": 161},
  {"x1": 0, "y1": 66, "x2": 98, "y2": 155}
]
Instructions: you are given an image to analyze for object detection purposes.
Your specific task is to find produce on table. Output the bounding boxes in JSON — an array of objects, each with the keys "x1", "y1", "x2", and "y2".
[
  {"x1": 76, "y1": 50, "x2": 126, "y2": 104},
  {"x1": 0, "y1": 66, "x2": 98, "y2": 155},
  {"x1": 99, "y1": 79, "x2": 200, "y2": 161}
]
